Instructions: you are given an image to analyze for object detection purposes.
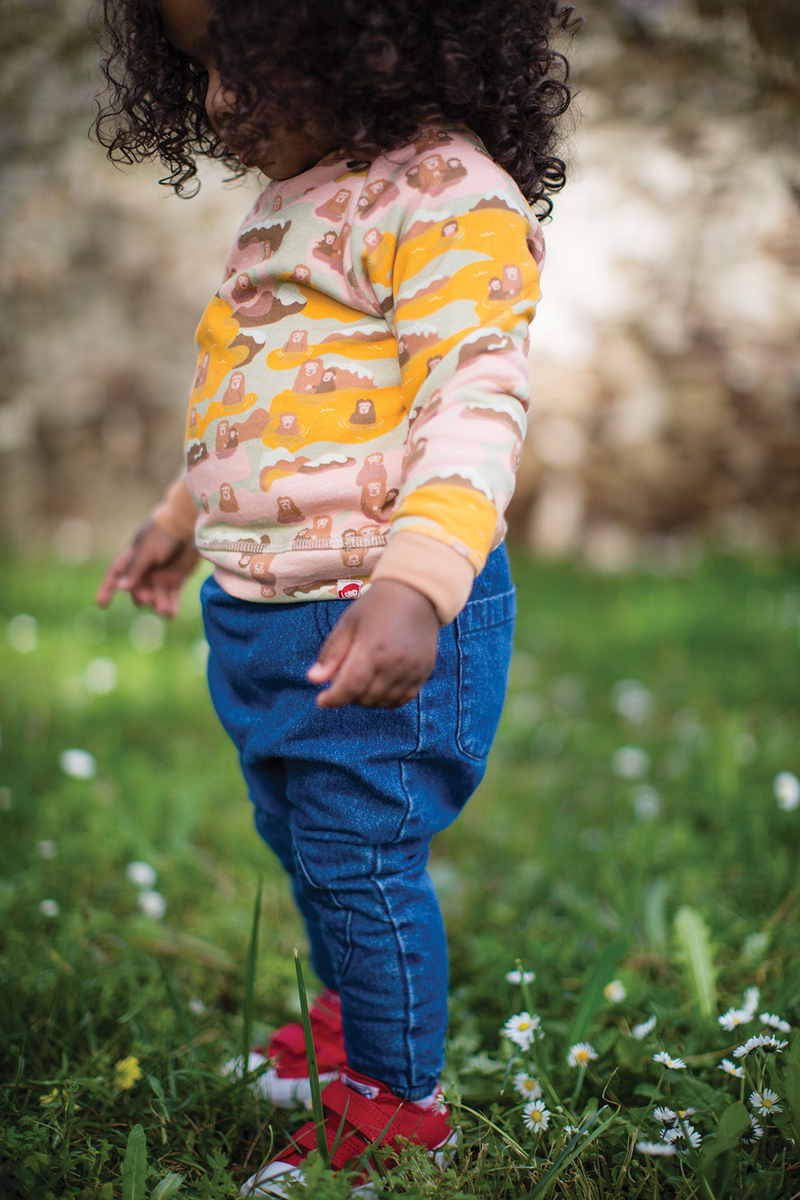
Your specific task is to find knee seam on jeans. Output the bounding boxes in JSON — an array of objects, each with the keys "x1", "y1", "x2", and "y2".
[{"x1": 372, "y1": 847, "x2": 417, "y2": 1092}]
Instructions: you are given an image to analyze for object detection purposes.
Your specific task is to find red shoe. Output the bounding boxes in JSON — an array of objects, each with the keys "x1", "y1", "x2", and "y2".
[
  {"x1": 223, "y1": 990, "x2": 347, "y2": 1108},
  {"x1": 240, "y1": 1068, "x2": 456, "y2": 1197}
]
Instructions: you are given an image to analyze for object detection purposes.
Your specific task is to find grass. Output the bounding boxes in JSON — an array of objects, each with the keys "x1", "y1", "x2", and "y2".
[{"x1": 1, "y1": 548, "x2": 799, "y2": 1198}]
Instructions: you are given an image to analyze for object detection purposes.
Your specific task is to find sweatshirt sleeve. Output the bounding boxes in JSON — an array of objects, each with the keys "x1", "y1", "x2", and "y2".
[{"x1": 359, "y1": 134, "x2": 543, "y2": 616}]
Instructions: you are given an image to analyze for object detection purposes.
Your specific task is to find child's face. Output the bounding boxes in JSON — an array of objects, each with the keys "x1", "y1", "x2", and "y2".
[{"x1": 157, "y1": 0, "x2": 335, "y2": 180}]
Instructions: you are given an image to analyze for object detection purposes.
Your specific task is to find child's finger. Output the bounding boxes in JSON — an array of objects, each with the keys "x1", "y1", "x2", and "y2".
[
  {"x1": 96, "y1": 548, "x2": 136, "y2": 607},
  {"x1": 307, "y1": 612, "x2": 357, "y2": 684},
  {"x1": 314, "y1": 644, "x2": 376, "y2": 707}
]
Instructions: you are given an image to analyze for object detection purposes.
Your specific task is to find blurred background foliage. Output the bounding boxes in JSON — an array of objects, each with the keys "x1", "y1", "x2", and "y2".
[{"x1": 0, "y1": 0, "x2": 799, "y2": 566}]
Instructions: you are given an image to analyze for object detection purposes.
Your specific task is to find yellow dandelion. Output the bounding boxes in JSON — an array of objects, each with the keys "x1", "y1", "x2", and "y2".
[{"x1": 114, "y1": 1055, "x2": 143, "y2": 1090}]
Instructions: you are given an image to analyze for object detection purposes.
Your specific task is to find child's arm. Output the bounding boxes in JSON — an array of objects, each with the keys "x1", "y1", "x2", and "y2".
[{"x1": 96, "y1": 476, "x2": 200, "y2": 617}]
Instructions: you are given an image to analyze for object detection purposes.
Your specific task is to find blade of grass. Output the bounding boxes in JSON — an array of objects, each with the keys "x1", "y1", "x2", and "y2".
[
  {"x1": 294, "y1": 949, "x2": 329, "y2": 1167},
  {"x1": 160, "y1": 965, "x2": 197, "y2": 1063},
  {"x1": 673, "y1": 905, "x2": 717, "y2": 1020},
  {"x1": 525, "y1": 1106, "x2": 617, "y2": 1198},
  {"x1": 568, "y1": 937, "x2": 629, "y2": 1045},
  {"x1": 242, "y1": 875, "x2": 263, "y2": 1073}
]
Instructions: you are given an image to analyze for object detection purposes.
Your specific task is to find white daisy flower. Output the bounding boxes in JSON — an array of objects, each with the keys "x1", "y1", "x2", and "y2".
[
  {"x1": 718, "y1": 1007, "x2": 752, "y2": 1031},
  {"x1": 36, "y1": 840, "x2": 57, "y2": 859},
  {"x1": 632, "y1": 1015, "x2": 657, "y2": 1040},
  {"x1": 126, "y1": 861, "x2": 157, "y2": 888},
  {"x1": 611, "y1": 680, "x2": 654, "y2": 724},
  {"x1": 750, "y1": 1088, "x2": 782, "y2": 1116},
  {"x1": 502, "y1": 1012, "x2": 542, "y2": 1049},
  {"x1": 656, "y1": 1107, "x2": 695, "y2": 1127},
  {"x1": 513, "y1": 1072, "x2": 542, "y2": 1100},
  {"x1": 774, "y1": 772, "x2": 800, "y2": 812},
  {"x1": 567, "y1": 1042, "x2": 598, "y2": 1068},
  {"x1": 741, "y1": 1114, "x2": 764, "y2": 1143},
  {"x1": 611, "y1": 746, "x2": 650, "y2": 779},
  {"x1": 719, "y1": 1058, "x2": 744, "y2": 1078},
  {"x1": 653, "y1": 1051, "x2": 686, "y2": 1069},
  {"x1": 505, "y1": 969, "x2": 535, "y2": 985},
  {"x1": 662, "y1": 1118, "x2": 700, "y2": 1147},
  {"x1": 83, "y1": 657, "x2": 118, "y2": 695},
  {"x1": 7, "y1": 614, "x2": 38, "y2": 654},
  {"x1": 663, "y1": 1124, "x2": 701, "y2": 1149},
  {"x1": 59, "y1": 748, "x2": 97, "y2": 780},
  {"x1": 760, "y1": 1013, "x2": 791, "y2": 1033},
  {"x1": 632, "y1": 785, "x2": 662, "y2": 821},
  {"x1": 39, "y1": 899, "x2": 60, "y2": 917},
  {"x1": 188, "y1": 997, "x2": 207, "y2": 1016},
  {"x1": 733, "y1": 1034, "x2": 788, "y2": 1058},
  {"x1": 137, "y1": 889, "x2": 167, "y2": 919},
  {"x1": 129, "y1": 612, "x2": 165, "y2": 653},
  {"x1": 522, "y1": 1101, "x2": 550, "y2": 1132},
  {"x1": 636, "y1": 1141, "x2": 677, "y2": 1157},
  {"x1": 742, "y1": 987, "x2": 760, "y2": 1016},
  {"x1": 603, "y1": 979, "x2": 626, "y2": 1003},
  {"x1": 562, "y1": 1124, "x2": 583, "y2": 1138}
]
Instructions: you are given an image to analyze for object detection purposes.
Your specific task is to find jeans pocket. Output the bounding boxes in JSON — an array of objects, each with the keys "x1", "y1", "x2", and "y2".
[{"x1": 455, "y1": 588, "x2": 515, "y2": 760}]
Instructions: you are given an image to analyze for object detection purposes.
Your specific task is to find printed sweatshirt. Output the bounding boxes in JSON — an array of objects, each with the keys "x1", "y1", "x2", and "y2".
[{"x1": 153, "y1": 124, "x2": 544, "y2": 623}]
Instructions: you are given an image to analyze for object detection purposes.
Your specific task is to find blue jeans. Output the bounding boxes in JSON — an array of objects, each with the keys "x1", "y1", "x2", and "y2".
[{"x1": 201, "y1": 545, "x2": 515, "y2": 1100}]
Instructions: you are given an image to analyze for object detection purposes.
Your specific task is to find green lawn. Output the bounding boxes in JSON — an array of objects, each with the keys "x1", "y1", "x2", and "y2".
[{"x1": 1, "y1": 550, "x2": 799, "y2": 1198}]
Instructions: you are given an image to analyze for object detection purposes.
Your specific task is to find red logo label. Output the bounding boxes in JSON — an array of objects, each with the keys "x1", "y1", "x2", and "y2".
[{"x1": 337, "y1": 580, "x2": 363, "y2": 600}]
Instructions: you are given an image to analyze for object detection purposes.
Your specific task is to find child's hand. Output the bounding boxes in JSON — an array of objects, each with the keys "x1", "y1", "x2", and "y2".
[
  {"x1": 307, "y1": 579, "x2": 439, "y2": 708},
  {"x1": 96, "y1": 520, "x2": 200, "y2": 618}
]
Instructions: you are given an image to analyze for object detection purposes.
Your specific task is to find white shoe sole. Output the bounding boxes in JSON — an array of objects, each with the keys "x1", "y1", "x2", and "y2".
[{"x1": 221, "y1": 1051, "x2": 340, "y2": 1108}]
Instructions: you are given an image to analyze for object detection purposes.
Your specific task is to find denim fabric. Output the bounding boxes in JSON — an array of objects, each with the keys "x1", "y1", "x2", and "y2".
[{"x1": 201, "y1": 545, "x2": 515, "y2": 1100}]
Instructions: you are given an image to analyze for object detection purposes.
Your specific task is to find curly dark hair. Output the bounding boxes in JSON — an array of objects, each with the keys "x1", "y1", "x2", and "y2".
[{"x1": 93, "y1": 0, "x2": 581, "y2": 215}]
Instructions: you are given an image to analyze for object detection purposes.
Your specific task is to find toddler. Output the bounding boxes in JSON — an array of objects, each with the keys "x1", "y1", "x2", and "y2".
[{"x1": 95, "y1": 0, "x2": 577, "y2": 1192}]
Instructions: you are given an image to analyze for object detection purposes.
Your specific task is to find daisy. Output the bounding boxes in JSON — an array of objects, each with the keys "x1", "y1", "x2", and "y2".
[
  {"x1": 611, "y1": 746, "x2": 650, "y2": 779},
  {"x1": 562, "y1": 1124, "x2": 584, "y2": 1138},
  {"x1": 742, "y1": 987, "x2": 760, "y2": 1016},
  {"x1": 36, "y1": 840, "x2": 57, "y2": 859},
  {"x1": 126, "y1": 861, "x2": 157, "y2": 888},
  {"x1": 603, "y1": 979, "x2": 626, "y2": 1003},
  {"x1": 39, "y1": 899, "x2": 60, "y2": 917},
  {"x1": 59, "y1": 748, "x2": 97, "y2": 780},
  {"x1": 137, "y1": 890, "x2": 167, "y2": 919},
  {"x1": 733, "y1": 1034, "x2": 788, "y2": 1058},
  {"x1": 635, "y1": 1141, "x2": 676, "y2": 1157},
  {"x1": 741, "y1": 1114, "x2": 764, "y2": 1144},
  {"x1": 774, "y1": 771, "x2": 800, "y2": 812},
  {"x1": 114, "y1": 1055, "x2": 143, "y2": 1090},
  {"x1": 718, "y1": 1058, "x2": 744, "y2": 1078},
  {"x1": 653, "y1": 1107, "x2": 675, "y2": 1124},
  {"x1": 750, "y1": 1088, "x2": 782, "y2": 1116},
  {"x1": 653, "y1": 1051, "x2": 686, "y2": 1069},
  {"x1": 760, "y1": 1013, "x2": 791, "y2": 1033},
  {"x1": 663, "y1": 1124, "x2": 701, "y2": 1149},
  {"x1": 503, "y1": 1012, "x2": 542, "y2": 1049},
  {"x1": 522, "y1": 1101, "x2": 550, "y2": 1132},
  {"x1": 567, "y1": 1042, "x2": 598, "y2": 1068},
  {"x1": 632, "y1": 1015, "x2": 657, "y2": 1040},
  {"x1": 505, "y1": 969, "x2": 536, "y2": 985},
  {"x1": 718, "y1": 1007, "x2": 752, "y2": 1031},
  {"x1": 513, "y1": 1072, "x2": 543, "y2": 1100}
]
